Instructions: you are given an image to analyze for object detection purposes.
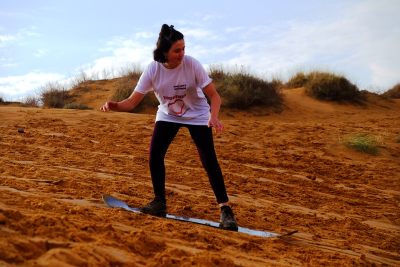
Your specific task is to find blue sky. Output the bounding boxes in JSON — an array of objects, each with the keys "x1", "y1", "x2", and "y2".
[{"x1": 1, "y1": 0, "x2": 399, "y2": 100}]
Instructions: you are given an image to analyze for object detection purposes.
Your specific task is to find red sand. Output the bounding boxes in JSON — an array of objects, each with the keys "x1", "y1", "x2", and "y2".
[{"x1": 1, "y1": 89, "x2": 399, "y2": 266}]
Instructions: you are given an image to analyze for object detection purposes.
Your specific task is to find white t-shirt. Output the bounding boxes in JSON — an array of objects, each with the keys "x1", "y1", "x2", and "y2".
[{"x1": 134, "y1": 55, "x2": 212, "y2": 125}]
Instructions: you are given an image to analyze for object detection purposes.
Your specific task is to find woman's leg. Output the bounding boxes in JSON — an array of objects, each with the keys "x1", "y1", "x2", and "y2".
[
  {"x1": 187, "y1": 125, "x2": 229, "y2": 204},
  {"x1": 149, "y1": 121, "x2": 180, "y2": 201}
]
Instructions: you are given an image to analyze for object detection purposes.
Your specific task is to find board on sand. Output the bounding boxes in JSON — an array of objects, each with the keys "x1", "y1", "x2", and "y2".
[{"x1": 102, "y1": 195, "x2": 297, "y2": 238}]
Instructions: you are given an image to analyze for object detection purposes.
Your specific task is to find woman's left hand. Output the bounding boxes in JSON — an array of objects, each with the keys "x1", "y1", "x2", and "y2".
[{"x1": 208, "y1": 117, "x2": 224, "y2": 134}]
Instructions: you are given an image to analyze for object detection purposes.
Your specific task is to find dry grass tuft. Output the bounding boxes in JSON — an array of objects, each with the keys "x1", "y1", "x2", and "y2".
[
  {"x1": 40, "y1": 82, "x2": 70, "y2": 108},
  {"x1": 382, "y1": 83, "x2": 400, "y2": 99},
  {"x1": 287, "y1": 71, "x2": 362, "y2": 103},
  {"x1": 341, "y1": 133, "x2": 381, "y2": 155},
  {"x1": 210, "y1": 66, "x2": 283, "y2": 109}
]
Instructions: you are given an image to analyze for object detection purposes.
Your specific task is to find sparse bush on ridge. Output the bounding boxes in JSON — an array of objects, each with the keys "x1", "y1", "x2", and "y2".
[
  {"x1": 112, "y1": 77, "x2": 134, "y2": 102},
  {"x1": 210, "y1": 66, "x2": 283, "y2": 109},
  {"x1": 40, "y1": 82, "x2": 70, "y2": 108},
  {"x1": 118, "y1": 64, "x2": 142, "y2": 81},
  {"x1": 286, "y1": 72, "x2": 309, "y2": 88},
  {"x1": 382, "y1": 83, "x2": 400, "y2": 99},
  {"x1": 111, "y1": 73, "x2": 158, "y2": 112},
  {"x1": 23, "y1": 96, "x2": 40, "y2": 107},
  {"x1": 286, "y1": 71, "x2": 362, "y2": 102}
]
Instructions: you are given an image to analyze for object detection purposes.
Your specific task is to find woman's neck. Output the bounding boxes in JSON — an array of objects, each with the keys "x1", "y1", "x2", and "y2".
[{"x1": 163, "y1": 62, "x2": 180, "y2": 69}]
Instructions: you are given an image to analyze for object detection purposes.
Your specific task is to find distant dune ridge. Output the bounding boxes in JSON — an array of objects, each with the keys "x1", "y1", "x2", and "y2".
[
  {"x1": 1, "y1": 70, "x2": 398, "y2": 111},
  {"x1": 0, "y1": 69, "x2": 400, "y2": 266}
]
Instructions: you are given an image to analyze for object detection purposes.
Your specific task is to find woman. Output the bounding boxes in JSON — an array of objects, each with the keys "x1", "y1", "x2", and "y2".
[{"x1": 101, "y1": 24, "x2": 237, "y2": 231}]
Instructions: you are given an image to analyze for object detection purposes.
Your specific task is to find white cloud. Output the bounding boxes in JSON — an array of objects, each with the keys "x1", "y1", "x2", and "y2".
[
  {"x1": 0, "y1": 27, "x2": 39, "y2": 47},
  {"x1": 34, "y1": 49, "x2": 47, "y2": 58},
  {"x1": 0, "y1": 34, "x2": 17, "y2": 47},
  {"x1": 180, "y1": 27, "x2": 217, "y2": 40},
  {"x1": 78, "y1": 36, "x2": 154, "y2": 79},
  {"x1": 0, "y1": 34, "x2": 17, "y2": 42},
  {"x1": 135, "y1": 31, "x2": 153, "y2": 39},
  {"x1": 0, "y1": 72, "x2": 65, "y2": 100},
  {"x1": 202, "y1": 0, "x2": 400, "y2": 90},
  {"x1": 0, "y1": 56, "x2": 18, "y2": 68}
]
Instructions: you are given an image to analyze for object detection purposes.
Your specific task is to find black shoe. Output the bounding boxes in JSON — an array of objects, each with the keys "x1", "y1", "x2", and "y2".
[
  {"x1": 140, "y1": 197, "x2": 167, "y2": 217},
  {"x1": 219, "y1": 206, "x2": 238, "y2": 231}
]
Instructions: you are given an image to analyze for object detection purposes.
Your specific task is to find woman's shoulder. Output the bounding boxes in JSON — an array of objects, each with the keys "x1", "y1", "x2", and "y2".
[
  {"x1": 184, "y1": 55, "x2": 199, "y2": 63},
  {"x1": 183, "y1": 55, "x2": 203, "y2": 69},
  {"x1": 143, "y1": 60, "x2": 161, "y2": 75}
]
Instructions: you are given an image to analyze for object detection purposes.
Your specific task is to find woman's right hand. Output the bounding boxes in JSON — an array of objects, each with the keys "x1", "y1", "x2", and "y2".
[{"x1": 100, "y1": 101, "x2": 118, "y2": 112}]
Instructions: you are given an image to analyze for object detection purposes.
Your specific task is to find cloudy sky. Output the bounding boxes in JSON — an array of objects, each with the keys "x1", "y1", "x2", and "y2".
[{"x1": 1, "y1": 0, "x2": 399, "y2": 100}]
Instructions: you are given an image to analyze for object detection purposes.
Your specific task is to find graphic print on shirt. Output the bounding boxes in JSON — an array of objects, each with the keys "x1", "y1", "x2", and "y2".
[{"x1": 164, "y1": 84, "x2": 188, "y2": 116}]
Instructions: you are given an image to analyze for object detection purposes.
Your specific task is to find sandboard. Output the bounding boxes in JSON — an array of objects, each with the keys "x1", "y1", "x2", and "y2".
[{"x1": 102, "y1": 195, "x2": 297, "y2": 238}]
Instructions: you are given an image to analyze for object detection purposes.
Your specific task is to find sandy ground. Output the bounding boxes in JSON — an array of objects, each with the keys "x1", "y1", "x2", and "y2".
[{"x1": 1, "y1": 89, "x2": 399, "y2": 266}]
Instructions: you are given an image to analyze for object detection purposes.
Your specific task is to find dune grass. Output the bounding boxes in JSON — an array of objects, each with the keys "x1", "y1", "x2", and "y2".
[
  {"x1": 63, "y1": 103, "x2": 91, "y2": 110},
  {"x1": 210, "y1": 66, "x2": 283, "y2": 109},
  {"x1": 341, "y1": 133, "x2": 381, "y2": 155},
  {"x1": 111, "y1": 69, "x2": 158, "y2": 112},
  {"x1": 112, "y1": 65, "x2": 283, "y2": 111},
  {"x1": 36, "y1": 66, "x2": 379, "y2": 110},
  {"x1": 382, "y1": 83, "x2": 400, "y2": 99},
  {"x1": 23, "y1": 96, "x2": 40, "y2": 107},
  {"x1": 286, "y1": 71, "x2": 362, "y2": 103},
  {"x1": 40, "y1": 82, "x2": 70, "y2": 108},
  {"x1": 286, "y1": 72, "x2": 309, "y2": 89}
]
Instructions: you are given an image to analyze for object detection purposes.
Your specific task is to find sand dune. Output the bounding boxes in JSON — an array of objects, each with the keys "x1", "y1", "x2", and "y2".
[{"x1": 1, "y1": 89, "x2": 399, "y2": 266}]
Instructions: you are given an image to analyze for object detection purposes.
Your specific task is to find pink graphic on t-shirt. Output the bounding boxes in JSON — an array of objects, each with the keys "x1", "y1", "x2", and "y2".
[{"x1": 168, "y1": 99, "x2": 187, "y2": 116}]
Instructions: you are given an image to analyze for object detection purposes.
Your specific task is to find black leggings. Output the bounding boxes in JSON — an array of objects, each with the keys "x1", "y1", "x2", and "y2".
[{"x1": 149, "y1": 121, "x2": 229, "y2": 204}]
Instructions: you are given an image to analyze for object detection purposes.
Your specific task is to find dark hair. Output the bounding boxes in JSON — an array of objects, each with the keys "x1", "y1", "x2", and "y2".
[{"x1": 153, "y1": 24, "x2": 184, "y2": 63}]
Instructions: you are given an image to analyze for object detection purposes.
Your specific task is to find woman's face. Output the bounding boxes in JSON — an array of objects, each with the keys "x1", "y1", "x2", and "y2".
[{"x1": 165, "y1": 39, "x2": 185, "y2": 68}]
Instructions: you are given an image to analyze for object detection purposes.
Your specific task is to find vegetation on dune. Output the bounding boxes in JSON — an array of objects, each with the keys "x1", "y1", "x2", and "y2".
[
  {"x1": 111, "y1": 71, "x2": 158, "y2": 112},
  {"x1": 382, "y1": 83, "x2": 400, "y2": 99},
  {"x1": 341, "y1": 133, "x2": 381, "y2": 155},
  {"x1": 23, "y1": 96, "x2": 40, "y2": 107},
  {"x1": 286, "y1": 72, "x2": 309, "y2": 89},
  {"x1": 111, "y1": 65, "x2": 283, "y2": 111},
  {"x1": 63, "y1": 103, "x2": 91, "y2": 110},
  {"x1": 40, "y1": 82, "x2": 70, "y2": 108},
  {"x1": 286, "y1": 71, "x2": 363, "y2": 103},
  {"x1": 210, "y1": 66, "x2": 283, "y2": 109},
  {"x1": 10, "y1": 65, "x2": 396, "y2": 111}
]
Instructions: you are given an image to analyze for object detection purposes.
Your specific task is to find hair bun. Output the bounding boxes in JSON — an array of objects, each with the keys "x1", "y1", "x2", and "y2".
[{"x1": 161, "y1": 24, "x2": 171, "y2": 36}]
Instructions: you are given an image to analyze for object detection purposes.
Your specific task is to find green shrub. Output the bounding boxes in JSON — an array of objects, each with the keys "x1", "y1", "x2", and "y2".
[
  {"x1": 382, "y1": 83, "x2": 400, "y2": 99},
  {"x1": 286, "y1": 71, "x2": 363, "y2": 102},
  {"x1": 209, "y1": 65, "x2": 226, "y2": 82},
  {"x1": 304, "y1": 72, "x2": 361, "y2": 102},
  {"x1": 210, "y1": 67, "x2": 282, "y2": 109},
  {"x1": 63, "y1": 102, "x2": 91, "y2": 110},
  {"x1": 286, "y1": 72, "x2": 309, "y2": 88},
  {"x1": 342, "y1": 133, "x2": 380, "y2": 155}
]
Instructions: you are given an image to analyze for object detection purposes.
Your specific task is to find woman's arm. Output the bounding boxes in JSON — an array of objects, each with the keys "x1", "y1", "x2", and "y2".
[
  {"x1": 203, "y1": 82, "x2": 224, "y2": 134},
  {"x1": 100, "y1": 91, "x2": 145, "y2": 112}
]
